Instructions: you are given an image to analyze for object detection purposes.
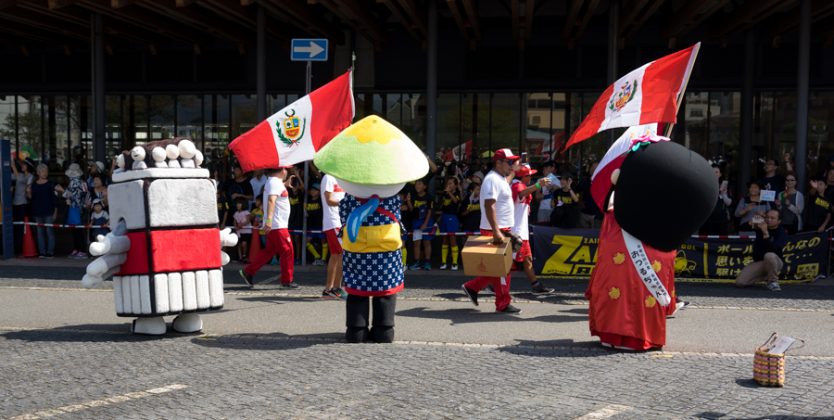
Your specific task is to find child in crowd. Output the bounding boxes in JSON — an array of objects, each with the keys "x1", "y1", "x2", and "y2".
[
  {"x1": 550, "y1": 173, "x2": 580, "y2": 228},
  {"x1": 89, "y1": 199, "x2": 109, "y2": 244},
  {"x1": 305, "y1": 183, "x2": 326, "y2": 266},
  {"x1": 286, "y1": 169, "x2": 305, "y2": 264},
  {"x1": 437, "y1": 177, "x2": 461, "y2": 270},
  {"x1": 398, "y1": 188, "x2": 412, "y2": 267},
  {"x1": 251, "y1": 195, "x2": 265, "y2": 250},
  {"x1": 233, "y1": 197, "x2": 251, "y2": 263},
  {"x1": 408, "y1": 179, "x2": 434, "y2": 270},
  {"x1": 460, "y1": 183, "x2": 481, "y2": 234},
  {"x1": 216, "y1": 185, "x2": 231, "y2": 229}
]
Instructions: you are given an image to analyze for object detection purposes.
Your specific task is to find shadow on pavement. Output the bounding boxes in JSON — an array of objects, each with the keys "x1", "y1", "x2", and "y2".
[
  {"x1": 396, "y1": 306, "x2": 585, "y2": 325},
  {"x1": 238, "y1": 295, "x2": 344, "y2": 304},
  {"x1": 497, "y1": 338, "x2": 610, "y2": 358},
  {"x1": 0, "y1": 323, "x2": 203, "y2": 342},
  {"x1": 191, "y1": 331, "x2": 343, "y2": 351}
]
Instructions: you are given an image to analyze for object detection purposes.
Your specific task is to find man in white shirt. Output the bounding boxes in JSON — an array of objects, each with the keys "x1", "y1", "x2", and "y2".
[
  {"x1": 240, "y1": 166, "x2": 298, "y2": 289},
  {"x1": 461, "y1": 148, "x2": 522, "y2": 314},
  {"x1": 321, "y1": 173, "x2": 346, "y2": 298},
  {"x1": 249, "y1": 170, "x2": 267, "y2": 205}
]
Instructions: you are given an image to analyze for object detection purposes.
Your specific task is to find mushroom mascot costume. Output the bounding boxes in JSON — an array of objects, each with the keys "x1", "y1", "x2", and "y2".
[
  {"x1": 585, "y1": 134, "x2": 716, "y2": 350},
  {"x1": 82, "y1": 138, "x2": 238, "y2": 335},
  {"x1": 314, "y1": 115, "x2": 428, "y2": 343}
]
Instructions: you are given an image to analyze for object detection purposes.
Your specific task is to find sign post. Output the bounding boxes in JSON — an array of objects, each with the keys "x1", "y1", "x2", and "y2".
[
  {"x1": 291, "y1": 38, "x2": 328, "y2": 266},
  {"x1": 0, "y1": 140, "x2": 13, "y2": 259}
]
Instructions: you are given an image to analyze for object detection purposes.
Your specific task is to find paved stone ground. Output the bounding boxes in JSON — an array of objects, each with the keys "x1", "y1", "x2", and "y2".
[{"x1": 1, "y1": 260, "x2": 834, "y2": 419}]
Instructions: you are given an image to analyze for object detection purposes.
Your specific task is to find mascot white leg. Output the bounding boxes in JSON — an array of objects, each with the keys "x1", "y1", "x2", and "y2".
[
  {"x1": 172, "y1": 313, "x2": 203, "y2": 333},
  {"x1": 132, "y1": 317, "x2": 166, "y2": 335}
]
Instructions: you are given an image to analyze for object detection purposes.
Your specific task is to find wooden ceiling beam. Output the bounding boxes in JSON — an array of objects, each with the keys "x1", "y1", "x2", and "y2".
[
  {"x1": 445, "y1": 0, "x2": 472, "y2": 46},
  {"x1": 196, "y1": 0, "x2": 287, "y2": 41},
  {"x1": 621, "y1": 0, "x2": 664, "y2": 40},
  {"x1": 511, "y1": 0, "x2": 519, "y2": 42},
  {"x1": 396, "y1": 0, "x2": 426, "y2": 36},
  {"x1": 135, "y1": 0, "x2": 250, "y2": 47},
  {"x1": 662, "y1": 0, "x2": 729, "y2": 40},
  {"x1": 524, "y1": 0, "x2": 535, "y2": 42},
  {"x1": 313, "y1": 0, "x2": 384, "y2": 46},
  {"x1": 566, "y1": 0, "x2": 599, "y2": 48},
  {"x1": 712, "y1": 0, "x2": 795, "y2": 39},
  {"x1": 460, "y1": 0, "x2": 480, "y2": 39},
  {"x1": 259, "y1": 0, "x2": 343, "y2": 43},
  {"x1": 563, "y1": 0, "x2": 586, "y2": 39},
  {"x1": 381, "y1": 0, "x2": 422, "y2": 42},
  {"x1": 0, "y1": 7, "x2": 89, "y2": 40},
  {"x1": 771, "y1": 0, "x2": 834, "y2": 38}
]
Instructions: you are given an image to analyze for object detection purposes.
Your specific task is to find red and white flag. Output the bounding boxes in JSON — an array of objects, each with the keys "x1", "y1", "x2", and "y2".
[
  {"x1": 564, "y1": 43, "x2": 699, "y2": 150},
  {"x1": 229, "y1": 70, "x2": 355, "y2": 172},
  {"x1": 444, "y1": 140, "x2": 473, "y2": 162}
]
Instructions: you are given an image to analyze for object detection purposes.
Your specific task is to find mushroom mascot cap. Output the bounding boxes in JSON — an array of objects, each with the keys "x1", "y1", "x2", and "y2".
[
  {"x1": 586, "y1": 134, "x2": 717, "y2": 351},
  {"x1": 314, "y1": 115, "x2": 428, "y2": 343}
]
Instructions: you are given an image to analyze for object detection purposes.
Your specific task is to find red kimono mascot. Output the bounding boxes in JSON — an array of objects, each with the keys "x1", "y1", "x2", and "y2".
[{"x1": 586, "y1": 135, "x2": 717, "y2": 350}]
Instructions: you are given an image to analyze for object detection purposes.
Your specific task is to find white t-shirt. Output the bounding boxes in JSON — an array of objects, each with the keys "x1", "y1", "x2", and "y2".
[
  {"x1": 511, "y1": 179, "x2": 531, "y2": 240},
  {"x1": 321, "y1": 174, "x2": 345, "y2": 231},
  {"x1": 480, "y1": 170, "x2": 514, "y2": 231},
  {"x1": 264, "y1": 177, "x2": 290, "y2": 229}
]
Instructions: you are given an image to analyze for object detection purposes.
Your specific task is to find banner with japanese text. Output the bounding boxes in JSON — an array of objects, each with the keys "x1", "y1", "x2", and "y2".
[{"x1": 532, "y1": 225, "x2": 829, "y2": 281}]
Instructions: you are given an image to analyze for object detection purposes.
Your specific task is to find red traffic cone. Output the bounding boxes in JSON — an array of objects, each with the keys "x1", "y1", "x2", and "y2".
[
  {"x1": 249, "y1": 228, "x2": 262, "y2": 262},
  {"x1": 21, "y1": 216, "x2": 38, "y2": 258}
]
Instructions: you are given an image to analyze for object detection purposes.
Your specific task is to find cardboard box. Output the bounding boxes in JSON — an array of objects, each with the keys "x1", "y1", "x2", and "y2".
[{"x1": 461, "y1": 235, "x2": 513, "y2": 277}]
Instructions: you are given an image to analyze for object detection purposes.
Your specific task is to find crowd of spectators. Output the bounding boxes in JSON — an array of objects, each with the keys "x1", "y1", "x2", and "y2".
[{"x1": 7, "y1": 145, "x2": 834, "y2": 266}]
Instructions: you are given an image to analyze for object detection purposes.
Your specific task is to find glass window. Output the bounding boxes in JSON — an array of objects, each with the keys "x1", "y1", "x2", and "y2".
[
  {"x1": 231, "y1": 94, "x2": 257, "y2": 138},
  {"x1": 490, "y1": 93, "x2": 521, "y2": 155},
  {"x1": 0, "y1": 96, "x2": 15, "y2": 152},
  {"x1": 437, "y1": 93, "x2": 460, "y2": 160},
  {"x1": 709, "y1": 91, "x2": 741, "y2": 184},
  {"x1": 55, "y1": 96, "x2": 69, "y2": 166},
  {"x1": 473, "y1": 93, "x2": 490, "y2": 160},
  {"x1": 400, "y1": 93, "x2": 425, "y2": 150},
  {"x1": 385, "y1": 93, "x2": 401, "y2": 126},
  {"x1": 16, "y1": 95, "x2": 42, "y2": 163},
  {"x1": 177, "y1": 95, "x2": 202, "y2": 140},
  {"x1": 684, "y1": 91, "x2": 710, "y2": 159},
  {"x1": 204, "y1": 94, "x2": 230, "y2": 171},
  {"x1": 132, "y1": 95, "x2": 149, "y2": 146},
  {"x1": 149, "y1": 95, "x2": 174, "y2": 140},
  {"x1": 105, "y1": 95, "x2": 124, "y2": 158},
  {"x1": 809, "y1": 91, "x2": 833, "y2": 175},
  {"x1": 524, "y1": 92, "x2": 566, "y2": 163},
  {"x1": 269, "y1": 94, "x2": 287, "y2": 114},
  {"x1": 568, "y1": 92, "x2": 611, "y2": 175},
  {"x1": 458, "y1": 93, "x2": 474, "y2": 162}
]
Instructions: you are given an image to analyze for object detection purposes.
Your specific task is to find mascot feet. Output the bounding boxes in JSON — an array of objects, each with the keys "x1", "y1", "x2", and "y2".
[
  {"x1": 172, "y1": 313, "x2": 203, "y2": 333},
  {"x1": 132, "y1": 317, "x2": 166, "y2": 335},
  {"x1": 345, "y1": 327, "x2": 369, "y2": 343},
  {"x1": 370, "y1": 326, "x2": 394, "y2": 343}
]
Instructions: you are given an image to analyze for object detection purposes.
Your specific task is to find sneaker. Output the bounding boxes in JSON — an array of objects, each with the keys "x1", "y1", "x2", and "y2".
[
  {"x1": 439, "y1": 264, "x2": 448, "y2": 270},
  {"x1": 767, "y1": 282, "x2": 781, "y2": 291},
  {"x1": 314, "y1": 259, "x2": 326, "y2": 266},
  {"x1": 76, "y1": 252, "x2": 88, "y2": 259},
  {"x1": 407, "y1": 262, "x2": 422, "y2": 271},
  {"x1": 531, "y1": 284, "x2": 554, "y2": 295},
  {"x1": 281, "y1": 282, "x2": 300, "y2": 289},
  {"x1": 238, "y1": 270, "x2": 254, "y2": 288},
  {"x1": 461, "y1": 285, "x2": 479, "y2": 306},
  {"x1": 69, "y1": 250, "x2": 79, "y2": 257},
  {"x1": 499, "y1": 304, "x2": 522, "y2": 314},
  {"x1": 451, "y1": 264, "x2": 459, "y2": 271},
  {"x1": 331, "y1": 288, "x2": 348, "y2": 300},
  {"x1": 675, "y1": 300, "x2": 690, "y2": 311},
  {"x1": 322, "y1": 289, "x2": 336, "y2": 298},
  {"x1": 421, "y1": 261, "x2": 431, "y2": 271}
]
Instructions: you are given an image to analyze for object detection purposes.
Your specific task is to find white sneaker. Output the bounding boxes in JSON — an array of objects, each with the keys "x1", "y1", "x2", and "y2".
[
  {"x1": 451, "y1": 264, "x2": 459, "y2": 271},
  {"x1": 439, "y1": 264, "x2": 448, "y2": 270},
  {"x1": 767, "y1": 282, "x2": 781, "y2": 291}
]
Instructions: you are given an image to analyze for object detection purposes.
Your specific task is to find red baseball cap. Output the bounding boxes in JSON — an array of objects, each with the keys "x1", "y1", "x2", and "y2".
[
  {"x1": 493, "y1": 148, "x2": 521, "y2": 161},
  {"x1": 515, "y1": 163, "x2": 537, "y2": 177}
]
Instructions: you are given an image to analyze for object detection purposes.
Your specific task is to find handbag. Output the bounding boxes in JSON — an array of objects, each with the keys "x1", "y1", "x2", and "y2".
[{"x1": 753, "y1": 332, "x2": 804, "y2": 387}]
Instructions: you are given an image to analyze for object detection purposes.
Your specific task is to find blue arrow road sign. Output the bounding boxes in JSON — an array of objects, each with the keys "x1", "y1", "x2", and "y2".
[{"x1": 291, "y1": 38, "x2": 328, "y2": 62}]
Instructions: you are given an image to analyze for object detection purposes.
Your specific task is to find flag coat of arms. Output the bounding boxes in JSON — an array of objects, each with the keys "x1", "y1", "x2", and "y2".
[
  {"x1": 229, "y1": 70, "x2": 355, "y2": 172},
  {"x1": 564, "y1": 44, "x2": 699, "y2": 149}
]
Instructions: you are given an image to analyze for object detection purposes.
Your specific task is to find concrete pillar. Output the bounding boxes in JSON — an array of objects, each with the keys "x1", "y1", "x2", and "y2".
[
  {"x1": 739, "y1": 30, "x2": 755, "y2": 196},
  {"x1": 796, "y1": 0, "x2": 810, "y2": 194},
  {"x1": 91, "y1": 13, "x2": 105, "y2": 162},
  {"x1": 256, "y1": 5, "x2": 266, "y2": 120},
  {"x1": 426, "y1": 0, "x2": 438, "y2": 158}
]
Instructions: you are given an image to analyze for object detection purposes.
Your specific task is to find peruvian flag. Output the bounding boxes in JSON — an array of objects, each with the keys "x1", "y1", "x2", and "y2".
[
  {"x1": 589, "y1": 123, "x2": 660, "y2": 210},
  {"x1": 229, "y1": 70, "x2": 355, "y2": 172},
  {"x1": 564, "y1": 43, "x2": 699, "y2": 150},
  {"x1": 444, "y1": 140, "x2": 473, "y2": 162}
]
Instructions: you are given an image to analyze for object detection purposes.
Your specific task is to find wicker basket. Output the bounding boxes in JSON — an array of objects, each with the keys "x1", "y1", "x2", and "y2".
[{"x1": 753, "y1": 348, "x2": 786, "y2": 387}]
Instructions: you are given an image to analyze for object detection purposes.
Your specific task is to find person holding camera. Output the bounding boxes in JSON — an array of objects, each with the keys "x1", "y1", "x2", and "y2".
[{"x1": 735, "y1": 209, "x2": 786, "y2": 291}]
